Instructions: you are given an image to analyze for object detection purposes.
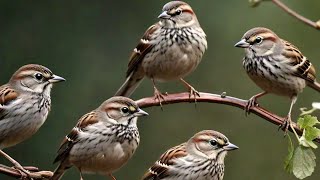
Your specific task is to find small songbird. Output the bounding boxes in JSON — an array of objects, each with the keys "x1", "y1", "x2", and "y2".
[
  {"x1": 51, "y1": 96, "x2": 148, "y2": 180},
  {"x1": 235, "y1": 27, "x2": 320, "y2": 130},
  {"x1": 0, "y1": 64, "x2": 65, "y2": 175},
  {"x1": 142, "y1": 130, "x2": 238, "y2": 180},
  {"x1": 115, "y1": 1, "x2": 207, "y2": 104}
]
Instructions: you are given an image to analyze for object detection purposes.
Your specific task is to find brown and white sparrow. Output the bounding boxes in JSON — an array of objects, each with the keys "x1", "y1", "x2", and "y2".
[
  {"x1": 115, "y1": 1, "x2": 207, "y2": 104},
  {"x1": 0, "y1": 64, "x2": 65, "y2": 175},
  {"x1": 235, "y1": 27, "x2": 320, "y2": 130},
  {"x1": 51, "y1": 96, "x2": 148, "y2": 180},
  {"x1": 142, "y1": 130, "x2": 238, "y2": 180}
]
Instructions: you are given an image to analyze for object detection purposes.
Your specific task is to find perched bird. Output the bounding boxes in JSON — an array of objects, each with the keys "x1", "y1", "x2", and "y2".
[
  {"x1": 115, "y1": 1, "x2": 207, "y2": 104},
  {"x1": 142, "y1": 130, "x2": 238, "y2": 180},
  {"x1": 235, "y1": 27, "x2": 320, "y2": 130},
  {"x1": 51, "y1": 96, "x2": 148, "y2": 180},
  {"x1": 0, "y1": 64, "x2": 65, "y2": 175}
]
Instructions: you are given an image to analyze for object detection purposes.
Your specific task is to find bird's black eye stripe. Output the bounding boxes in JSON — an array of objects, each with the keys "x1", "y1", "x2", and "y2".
[
  {"x1": 121, "y1": 107, "x2": 129, "y2": 114},
  {"x1": 35, "y1": 73, "x2": 43, "y2": 81}
]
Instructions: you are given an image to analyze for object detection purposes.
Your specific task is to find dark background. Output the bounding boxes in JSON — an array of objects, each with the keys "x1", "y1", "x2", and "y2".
[{"x1": 0, "y1": 0, "x2": 319, "y2": 179}]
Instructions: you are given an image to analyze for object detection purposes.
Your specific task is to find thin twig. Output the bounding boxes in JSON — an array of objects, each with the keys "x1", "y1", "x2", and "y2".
[
  {"x1": 270, "y1": 0, "x2": 320, "y2": 30},
  {"x1": 0, "y1": 164, "x2": 53, "y2": 179},
  {"x1": 136, "y1": 92, "x2": 320, "y2": 143}
]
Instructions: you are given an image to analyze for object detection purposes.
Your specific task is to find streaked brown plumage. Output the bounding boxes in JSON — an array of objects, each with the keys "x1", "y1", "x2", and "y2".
[
  {"x1": 142, "y1": 130, "x2": 238, "y2": 180},
  {"x1": 115, "y1": 1, "x2": 207, "y2": 104},
  {"x1": 0, "y1": 64, "x2": 65, "y2": 176},
  {"x1": 235, "y1": 27, "x2": 320, "y2": 130},
  {"x1": 51, "y1": 96, "x2": 148, "y2": 180}
]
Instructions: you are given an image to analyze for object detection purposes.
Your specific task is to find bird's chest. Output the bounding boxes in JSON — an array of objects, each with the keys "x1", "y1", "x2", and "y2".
[
  {"x1": 71, "y1": 126, "x2": 139, "y2": 174},
  {"x1": 164, "y1": 158, "x2": 223, "y2": 180},
  {"x1": 243, "y1": 56, "x2": 306, "y2": 96},
  {"x1": 77, "y1": 142, "x2": 134, "y2": 174},
  {"x1": 143, "y1": 28, "x2": 205, "y2": 81},
  {"x1": 0, "y1": 95, "x2": 50, "y2": 148}
]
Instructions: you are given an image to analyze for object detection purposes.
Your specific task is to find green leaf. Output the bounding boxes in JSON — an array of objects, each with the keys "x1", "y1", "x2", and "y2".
[
  {"x1": 297, "y1": 115, "x2": 319, "y2": 129},
  {"x1": 292, "y1": 146, "x2": 316, "y2": 179},
  {"x1": 284, "y1": 135, "x2": 294, "y2": 173},
  {"x1": 299, "y1": 133, "x2": 318, "y2": 149},
  {"x1": 305, "y1": 127, "x2": 320, "y2": 142},
  {"x1": 297, "y1": 116, "x2": 320, "y2": 149}
]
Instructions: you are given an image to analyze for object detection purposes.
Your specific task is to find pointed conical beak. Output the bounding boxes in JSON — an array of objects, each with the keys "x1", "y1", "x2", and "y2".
[
  {"x1": 135, "y1": 108, "x2": 149, "y2": 117},
  {"x1": 234, "y1": 39, "x2": 250, "y2": 48},
  {"x1": 49, "y1": 74, "x2": 66, "y2": 83},
  {"x1": 158, "y1": 11, "x2": 171, "y2": 19},
  {"x1": 223, "y1": 142, "x2": 239, "y2": 151}
]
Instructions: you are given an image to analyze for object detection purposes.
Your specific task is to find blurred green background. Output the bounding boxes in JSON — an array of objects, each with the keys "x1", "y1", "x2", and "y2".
[{"x1": 0, "y1": 0, "x2": 319, "y2": 179}]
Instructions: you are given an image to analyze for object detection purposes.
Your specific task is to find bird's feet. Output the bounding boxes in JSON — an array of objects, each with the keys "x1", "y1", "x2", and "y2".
[
  {"x1": 180, "y1": 78, "x2": 200, "y2": 103},
  {"x1": 245, "y1": 92, "x2": 267, "y2": 116},
  {"x1": 153, "y1": 87, "x2": 166, "y2": 109},
  {"x1": 16, "y1": 165, "x2": 47, "y2": 180},
  {"x1": 0, "y1": 150, "x2": 32, "y2": 179},
  {"x1": 245, "y1": 96, "x2": 258, "y2": 116},
  {"x1": 279, "y1": 116, "x2": 292, "y2": 135},
  {"x1": 187, "y1": 85, "x2": 200, "y2": 103}
]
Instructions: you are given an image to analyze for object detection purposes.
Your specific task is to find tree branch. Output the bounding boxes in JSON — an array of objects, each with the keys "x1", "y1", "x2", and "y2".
[
  {"x1": 269, "y1": 0, "x2": 320, "y2": 30},
  {"x1": 1, "y1": 92, "x2": 319, "y2": 179},
  {"x1": 0, "y1": 164, "x2": 52, "y2": 179},
  {"x1": 136, "y1": 92, "x2": 320, "y2": 143}
]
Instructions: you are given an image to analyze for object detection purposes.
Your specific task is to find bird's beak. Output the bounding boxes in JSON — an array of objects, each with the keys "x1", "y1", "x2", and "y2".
[
  {"x1": 135, "y1": 108, "x2": 149, "y2": 117},
  {"x1": 234, "y1": 39, "x2": 250, "y2": 48},
  {"x1": 223, "y1": 142, "x2": 239, "y2": 151},
  {"x1": 158, "y1": 11, "x2": 171, "y2": 19},
  {"x1": 49, "y1": 74, "x2": 66, "y2": 83}
]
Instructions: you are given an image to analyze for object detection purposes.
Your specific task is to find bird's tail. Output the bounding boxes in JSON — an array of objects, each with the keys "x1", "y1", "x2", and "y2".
[
  {"x1": 308, "y1": 81, "x2": 320, "y2": 93},
  {"x1": 114, "y1": 72, "x2": 144, "y2": 97},
  {"x1": 50, "y1": 163, "x2": 71, "y2": 180}
]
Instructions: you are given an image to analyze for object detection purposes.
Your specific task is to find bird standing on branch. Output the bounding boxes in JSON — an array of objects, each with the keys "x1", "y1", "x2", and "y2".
[
  {"x1": 0, "y1": 64, "x2": 65, "y2": 177},
  {"x1": 115, "y1": 1, "x2": 207, "y2": 105},
  {"x1": 51, "y1": 96, "x2": 148, "y2": 180},
  {"x1": 235, "y1": 27, "x2": 320, "y2": 131}
]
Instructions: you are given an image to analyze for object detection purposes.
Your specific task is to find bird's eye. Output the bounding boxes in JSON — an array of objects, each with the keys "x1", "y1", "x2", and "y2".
[
  {"x1": 255, "y1": 36, "x2": 263, "y2": 44},
  {"x1": 34, "y1": 73, "x2": 43, "y2": 81},
  {"x1": 175, "y1": 9, "x2": 182, "y2": 15},
  {"x1": 121, "y1": 107, "x2": 129, "y2": 114},
  {"x1": 209, "y1": 139, "x2": 217, "y2": 146}
]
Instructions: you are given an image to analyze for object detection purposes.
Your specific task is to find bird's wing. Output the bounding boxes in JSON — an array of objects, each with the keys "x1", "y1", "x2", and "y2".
[
  {"x1": 0, "y1": 84, "x2": 19, "y2": 120},
  {"x1": 53, "y1": 111, "x2": 100, "y2": 163},
  {"x1": 142, "y1": 143, "x2": 187, "y2": 180},
  {"x1": 282, "y1": 39, "x2": 316, "y2": 83},
  {"x1": 126, "y1": 23, "x2": 159, "y2": 77}
]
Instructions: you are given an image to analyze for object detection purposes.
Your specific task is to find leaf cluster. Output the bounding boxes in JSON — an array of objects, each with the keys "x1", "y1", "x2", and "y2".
[{"x1": 285, "y1": 115, "x2": 320, "y2": 179}]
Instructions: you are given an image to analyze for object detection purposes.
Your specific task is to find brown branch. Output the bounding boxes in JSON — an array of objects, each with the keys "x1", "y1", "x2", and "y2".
[
  {"x1": 269, "y1": 0, "x2": 320, "y2": 30},
  {"x1": 0, "y1": 164, "x2": 53, "y2": 179},
  {"x1": 136, "y1": 92, "x2": 320, "y2": 143},
  {"x1": 1, "y1": 92, "x2": 319, "y2": 178}
]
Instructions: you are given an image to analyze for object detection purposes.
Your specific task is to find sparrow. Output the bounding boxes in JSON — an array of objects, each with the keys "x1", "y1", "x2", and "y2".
[
  {"x1": 142, "y1": 130, "x2": 238, "y2": 180},
  {"x1": 51, "y1": 96, "x2": 148, "y2": 180},
  {"x1": 235, "y1": 27, "x2": 320, "y2": 131},
  {"x1": 0, "y1": 64, "x2": 65, "y2": 176},
  {"x1": 115, "y1": 1, "x2": 207, "y2": 105}
]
